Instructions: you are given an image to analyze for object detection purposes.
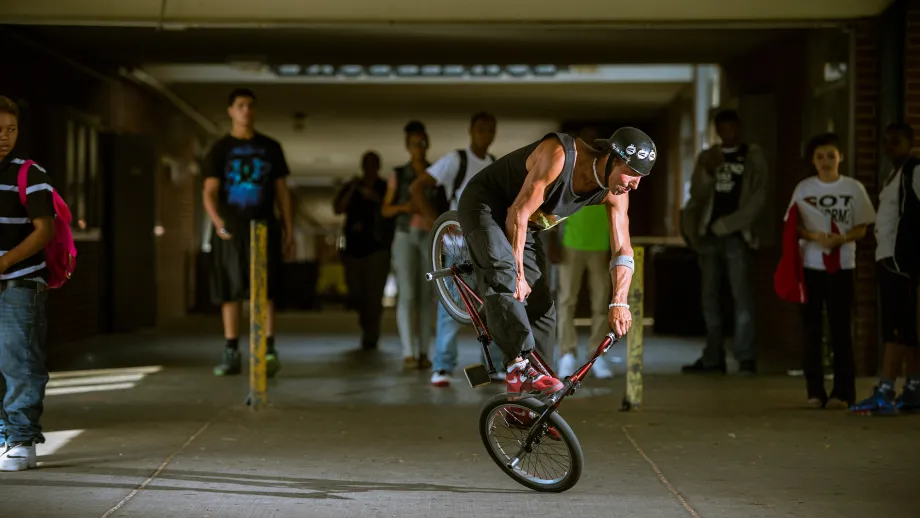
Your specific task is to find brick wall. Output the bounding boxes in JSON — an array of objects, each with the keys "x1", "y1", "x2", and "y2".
[
  {"x1": 907, "y1": 2, "x2": 920, "y2": 135},
  {"x1": 852, "y1": 20, "x2": 882, "y2": 376}
]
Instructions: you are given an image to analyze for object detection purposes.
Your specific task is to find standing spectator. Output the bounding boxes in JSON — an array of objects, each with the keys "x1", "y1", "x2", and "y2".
[
  {"x1": 851, "y1": 123, "x2": 920, "y2": 415},
  {"x1": 203, "y1": 88, "x2": 295, "y2": 378},
  {"x1": 680, "y1": 109, "x2": 769, "y2": 376},
  {"x1": 553, "y1": 126, "x2": 614, "y2": 379},
  {"x1": 786, "y1": 133, "x2": 875, "y2": 408},
  {"x1": 408, "y1": 112, "x2": 505, "y2": 387},
  {"x1": 382, "y1": 121, "x2": 435, "y2": 370},
  {"x1": 334, "y1": 151, "x2": 392, "y2": 351},
  {"x1": 0, "y1": 96, "x2": 56, "y2": 471}
]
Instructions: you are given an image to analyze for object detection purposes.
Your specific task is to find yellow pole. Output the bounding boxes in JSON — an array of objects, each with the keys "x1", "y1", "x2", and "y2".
[
  {"x1": 248, "y1": 220, "x2": 268, "y2": 409},
  {"x1": 621, "y1": 245, "x2": 644, "y2": 411}
]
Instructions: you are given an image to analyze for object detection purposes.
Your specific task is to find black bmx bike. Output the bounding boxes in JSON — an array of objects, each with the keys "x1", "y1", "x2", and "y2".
[{"x1": 425, "y1": 210, "x2": 619, "y2": 493}]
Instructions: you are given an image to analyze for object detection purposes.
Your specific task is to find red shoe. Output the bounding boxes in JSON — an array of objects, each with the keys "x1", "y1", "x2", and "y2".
[{"x1": 505, "y1": 359, "x2": 564, "y2": 396}]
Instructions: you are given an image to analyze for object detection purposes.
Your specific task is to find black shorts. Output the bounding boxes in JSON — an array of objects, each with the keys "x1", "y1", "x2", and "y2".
[
  {"x1": 878, "y1": 258, "x2": 919, "y2": 347},
  {"x1": 209, "y1": 220, "x2": 282, "y2": 304}
]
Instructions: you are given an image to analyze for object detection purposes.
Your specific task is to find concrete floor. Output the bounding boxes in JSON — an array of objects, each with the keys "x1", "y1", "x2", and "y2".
[{"x1": 3, "y1": 311, "x2": 919, "y2": 517}]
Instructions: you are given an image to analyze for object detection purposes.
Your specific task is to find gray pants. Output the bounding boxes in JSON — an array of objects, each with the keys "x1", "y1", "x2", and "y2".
[
  {"x1": 458, "y1": 205, "x2": 555, "y2": 366},
  {"x1": 697, "y1": 234, "x2": 755, "y2": 365},
  {"x1": 392, "y1": 229, "x2": 434, "y2": 358}
]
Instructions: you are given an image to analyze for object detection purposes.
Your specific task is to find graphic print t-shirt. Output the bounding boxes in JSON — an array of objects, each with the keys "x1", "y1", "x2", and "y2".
[
  {"x1": 204, "y1": 133, "x2": 290, "y2": 230},
  {"x1": 786, "y1": 175, "x2": 877, "y2": 270},
  {"x1": 707, "y1": 146, "x2": 746, "y2": 234}
]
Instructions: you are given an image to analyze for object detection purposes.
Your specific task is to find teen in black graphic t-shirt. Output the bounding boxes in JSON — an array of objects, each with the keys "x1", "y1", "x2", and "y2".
[
  {"x1": 203, "y1": 88, "x2": 294, "y2": 380},
  {"x1": 680, "y1": 110, "x2": 770, "y2": 378},
  {"x1": 204, "y1": 132, "x2": 290, "y2": 233}
]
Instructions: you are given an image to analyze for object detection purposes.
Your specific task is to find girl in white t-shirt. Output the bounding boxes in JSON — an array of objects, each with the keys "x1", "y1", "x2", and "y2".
[{"x1": 786, "y1": 133, "x2": 876, "y2": 409}]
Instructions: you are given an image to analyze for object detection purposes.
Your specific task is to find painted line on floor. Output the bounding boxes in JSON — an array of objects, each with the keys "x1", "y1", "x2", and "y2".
[
  {"x1": 621, "y1": 425, "x2": 701, "y2": 518},
  {"x1": 101, "y1": 418, "x2": 214, "y2": 518}
]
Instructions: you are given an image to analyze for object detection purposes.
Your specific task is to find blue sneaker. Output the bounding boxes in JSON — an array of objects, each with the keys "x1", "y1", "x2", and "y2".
[{"x1": 849, "y1": 386, "x2": 899, "y2": 416}]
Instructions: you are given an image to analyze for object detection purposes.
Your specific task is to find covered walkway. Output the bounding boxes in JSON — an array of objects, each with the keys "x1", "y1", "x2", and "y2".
[{"x1": 4, "y1": 313, "x2": 916, "y2": 517}]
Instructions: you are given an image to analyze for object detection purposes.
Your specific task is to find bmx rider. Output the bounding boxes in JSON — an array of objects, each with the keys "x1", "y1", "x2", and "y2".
[{"x1": 456, "y1": 128, "x2": 656, "y2": 396}]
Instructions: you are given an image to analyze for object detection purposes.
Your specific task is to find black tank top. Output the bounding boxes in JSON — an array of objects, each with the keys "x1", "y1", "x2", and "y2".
[{"x1": 461, "y1": 132, "x2": 608, "y2": 231}]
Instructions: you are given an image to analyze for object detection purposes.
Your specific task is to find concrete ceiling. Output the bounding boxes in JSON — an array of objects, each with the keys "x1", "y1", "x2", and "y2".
[
  {"x1": 10, "y1": 24, "x2": 800, "y2": 66},
  {"x1": 169, "y1": 82, "x2": 688, "y2": 120},
  {"x1": 2, "y1": 0, "x2": 893, "y2": 24}
]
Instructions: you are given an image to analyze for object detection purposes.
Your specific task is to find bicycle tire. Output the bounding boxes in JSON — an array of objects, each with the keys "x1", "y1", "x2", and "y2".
[
  {"x1": 479, "y1": 393, "x2": 584, "y2": 493},
  {"x1": 428, "y1": 210, "x2": 476, "y2": 326}
]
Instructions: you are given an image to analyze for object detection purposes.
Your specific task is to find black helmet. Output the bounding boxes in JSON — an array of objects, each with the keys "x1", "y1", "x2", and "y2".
[{"x1": 593, "y1": 127, "x2": 657, "y2": 177}]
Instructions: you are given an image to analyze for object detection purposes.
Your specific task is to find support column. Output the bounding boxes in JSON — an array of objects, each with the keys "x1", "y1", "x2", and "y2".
[{"x1": 852, "y1": 20, "x2": 881, "y2": 376}]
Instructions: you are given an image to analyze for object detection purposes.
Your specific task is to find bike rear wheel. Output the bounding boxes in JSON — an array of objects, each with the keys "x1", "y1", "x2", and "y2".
[
  {"x1": 428, "y1": 210, "x2": 481, "y2": 326},
  {"x1": 479, "y1": 393, "x2": 584, "y2": 493}
]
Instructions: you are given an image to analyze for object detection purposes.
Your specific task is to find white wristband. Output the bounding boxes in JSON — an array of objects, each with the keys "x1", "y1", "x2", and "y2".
[{"x1": 609, "y1": 303, "x2": 629, "y2": 309}]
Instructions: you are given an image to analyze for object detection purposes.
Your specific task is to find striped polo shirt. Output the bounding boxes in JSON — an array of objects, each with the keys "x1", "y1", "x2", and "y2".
[{"x1": 0, "y1": 154, "x2": 55, "y2": 281}]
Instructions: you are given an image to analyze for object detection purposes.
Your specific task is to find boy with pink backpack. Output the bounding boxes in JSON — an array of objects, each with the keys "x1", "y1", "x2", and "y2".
[{"x1": 0, "y1": 96, "x2": 76, "y2": 472}]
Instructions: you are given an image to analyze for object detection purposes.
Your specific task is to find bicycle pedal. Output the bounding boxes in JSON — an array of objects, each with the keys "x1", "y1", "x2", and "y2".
[{"x1": 464, "y1": 363, "x2": 492, "y2": 388}]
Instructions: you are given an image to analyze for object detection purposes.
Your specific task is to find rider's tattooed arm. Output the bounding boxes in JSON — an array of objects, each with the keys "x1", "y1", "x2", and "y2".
[
  {"x1": 606, "y1": 192, "x2": 633, "y2": 309},
  {"x1": 506, "y1": 139, "x2": 566, "y2": 285}
]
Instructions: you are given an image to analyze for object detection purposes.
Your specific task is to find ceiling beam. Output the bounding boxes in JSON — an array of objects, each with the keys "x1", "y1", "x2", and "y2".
[{"x1": 0, "y1": 0, "x2": 892, "y2": 26}]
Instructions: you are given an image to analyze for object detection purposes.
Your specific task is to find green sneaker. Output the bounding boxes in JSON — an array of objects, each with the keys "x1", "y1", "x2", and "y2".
[
  {"x1": 266, "y1": 352, "x2": 281, "y2": 379},
  {"x1": 213, "y1": 348, "x2": 242, "y2": 376}
]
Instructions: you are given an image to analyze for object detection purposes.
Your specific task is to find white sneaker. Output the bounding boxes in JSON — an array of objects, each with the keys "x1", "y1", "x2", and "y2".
[
  {"x1": 430, "y1": 371, "x2": 451, "y2": 387},
  {"x1": 558, "y1": 353, "x2": 577, "y2": 378},
  {"x1": 0, "y1": 442, "x2": 37, "y2": 471},
  {"x1": 591, "y1": 357, "x2": 614, "y2": 379}
]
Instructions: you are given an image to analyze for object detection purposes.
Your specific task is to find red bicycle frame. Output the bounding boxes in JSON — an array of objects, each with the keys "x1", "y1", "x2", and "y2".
[{"x1": 445, "y1": 264, "x2": 617, "y2": 391}]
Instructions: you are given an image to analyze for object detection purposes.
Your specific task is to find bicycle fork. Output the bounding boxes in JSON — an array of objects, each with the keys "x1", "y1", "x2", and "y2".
[{"x1": 505, "y1": 388, "x2": 569, "y2": 470}]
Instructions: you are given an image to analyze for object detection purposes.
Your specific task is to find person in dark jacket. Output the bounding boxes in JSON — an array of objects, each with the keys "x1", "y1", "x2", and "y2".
[{"x1": 334, "y1": 151, "x2": 392, "y2": 351}]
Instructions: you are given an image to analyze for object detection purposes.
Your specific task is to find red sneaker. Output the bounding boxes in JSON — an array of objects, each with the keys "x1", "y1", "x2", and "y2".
[{"x1": 505, "y1": 359, "x2": 564, "y2": 396}]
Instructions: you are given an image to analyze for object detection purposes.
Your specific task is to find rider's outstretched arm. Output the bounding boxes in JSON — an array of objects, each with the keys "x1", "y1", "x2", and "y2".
[
  {"x1": 606, "y1": 193, "x2": 634, "y2": 338},
  {"x1": 505, "y1": 140, "x2": 566, "y2": 301}
]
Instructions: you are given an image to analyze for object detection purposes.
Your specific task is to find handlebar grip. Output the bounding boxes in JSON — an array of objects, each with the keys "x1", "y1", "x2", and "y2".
[{"x1": 425, "y1": 269, "x2": 453, "y2": 281}]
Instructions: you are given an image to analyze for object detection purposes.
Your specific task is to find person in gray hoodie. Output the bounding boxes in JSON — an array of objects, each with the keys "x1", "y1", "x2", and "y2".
[{"x1": 680, "y1": 109, "x2": 770, "y2": 376}]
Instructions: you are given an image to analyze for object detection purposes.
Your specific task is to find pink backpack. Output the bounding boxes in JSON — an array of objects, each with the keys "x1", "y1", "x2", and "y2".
[{"x1": 17, "y1": 160, "x2": 77, "y2": 289}]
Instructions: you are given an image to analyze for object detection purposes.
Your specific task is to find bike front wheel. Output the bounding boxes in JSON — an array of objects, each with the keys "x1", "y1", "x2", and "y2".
[
  {"x1": 428, "y1": 210, "x2": 481, "y2": 326},
  {"x1": 479, "y1": 393, "x2": 584, "y2": 493}
]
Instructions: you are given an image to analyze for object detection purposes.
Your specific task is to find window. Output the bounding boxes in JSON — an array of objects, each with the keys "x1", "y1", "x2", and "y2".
[{"x1": 64, "y1": 116, "x2": 101, "y2": 233}]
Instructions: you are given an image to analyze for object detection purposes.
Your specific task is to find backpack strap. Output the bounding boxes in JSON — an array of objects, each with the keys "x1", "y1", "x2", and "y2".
[
  {"x1": 16, "y1": 160, "x2": 33, "y2": 209},
  {"x1": 451, "y1": 149, "x2": 468, "y2": 203}
]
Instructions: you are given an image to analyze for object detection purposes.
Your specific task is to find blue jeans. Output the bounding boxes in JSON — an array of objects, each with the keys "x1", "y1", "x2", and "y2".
[
  {"x1": 0, "y1": 283, "x2": 49, "y2": 445},
  {"x1": 697, "y1": 234, "x2": 755, "y2": 365},
  {"x1": 433, "y1": 279, "x2": 505, "y2": 373}
]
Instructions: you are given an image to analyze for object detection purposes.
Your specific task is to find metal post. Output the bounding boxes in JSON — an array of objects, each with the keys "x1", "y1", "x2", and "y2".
[
  {"x1": 247, "y1": 220, "x2": 268, "y2": 409},
  {"x1": 621, "y1": 245, "x2": 644, "y2": 411}
]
